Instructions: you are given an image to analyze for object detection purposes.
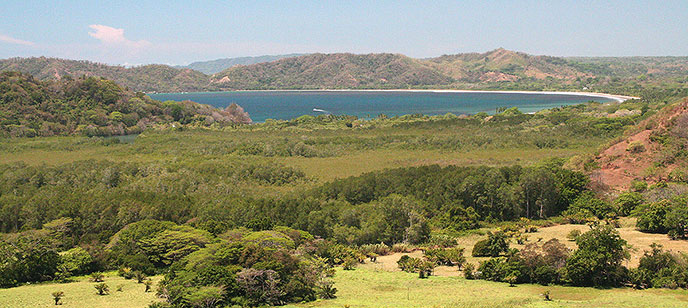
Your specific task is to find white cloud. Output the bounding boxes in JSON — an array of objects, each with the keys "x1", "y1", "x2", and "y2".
[
  {"x1": 0, "y1": 33, "x2": 34, "y2": 46},
  {"x1": 88, "y1": 25, "x2": 150, "y2": 49}
]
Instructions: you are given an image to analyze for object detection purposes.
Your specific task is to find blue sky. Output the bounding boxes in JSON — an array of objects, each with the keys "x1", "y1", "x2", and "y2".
[{"x1": 1, "y1": 0, "x2": 687, "y2": 65}]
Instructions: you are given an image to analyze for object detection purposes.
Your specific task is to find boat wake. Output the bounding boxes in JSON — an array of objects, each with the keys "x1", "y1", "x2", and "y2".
[{"x1": 313, "y1": 108, "x2": 329, "y2": 114}]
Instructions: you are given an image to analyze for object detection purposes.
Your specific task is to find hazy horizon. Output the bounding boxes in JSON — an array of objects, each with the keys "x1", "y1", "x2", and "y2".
[{"x1": 1, "y1": 0, "x2": 687, "y2": 66}]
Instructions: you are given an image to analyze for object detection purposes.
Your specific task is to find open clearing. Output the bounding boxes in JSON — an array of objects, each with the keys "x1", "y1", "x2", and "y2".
[
  {"x1": 288, "y1": 268, "x2": 688, "y2": 308},
  {"x1": 0, "y1": 273, "x2": 162, "y2": 308}
]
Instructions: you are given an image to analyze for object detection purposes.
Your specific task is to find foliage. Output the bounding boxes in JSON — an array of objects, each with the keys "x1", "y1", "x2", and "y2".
[
  {"x1": 633, "y1": 195, "x2": 688, "y2": 239},
  {"x1": 564, "y1": 192, "x2": 615, "y2": 220},
  {"x1": 156, "y1": 227, "x2": 334, "y2": 307},
  {"x1": 59, "y1": 247, "x2": 94, "y2": 276},
  {"x1": 564, "y1": 225, "x2": 629, "y2": 287},
  {"x1": 51, "y1": 291, "x2": 64, "y2": 305},
  {"x1": 0, "y1": 71, "x2": 250, "y2": 138},
  {"x1": 614, "y1": 192, "x2": 644, "y2": 216},
  {"x1": 94, "y1": 283, "x2": 109, "y2": 295},
  {"x1": 0, "y1": 230, "x2": 60, "y2": 287},
  {"x1": 471, "y1": 231, "x2": 509, "y2": 257},
  {"x1": 629, "y1": 243, "x2": 688, "y2": 289}
]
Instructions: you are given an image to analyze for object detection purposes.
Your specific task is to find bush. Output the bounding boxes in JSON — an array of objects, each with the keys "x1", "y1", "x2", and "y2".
[
  {"x1": 635, "y1": 200, "x2": 670, "y2": 233},
  {"x1": 397, "y1": 255, "x2": 422, "y2": 273},
  {"x1": 51, "y1": 291, "x2": 64, "y2": 305},
  {"x1": 627, "y1": 141, "x2": 646, "y2": 153},
  {"x1": 614, "y1": 192, "x2": 644, "y2": 216},
  {"x1": 564, "y1": 225, "x2": 629, "y2": 287},
  {"x1": 59, "y1": 247, "x2": 93, "y2": 277},
  {"x1": 424, "y1": 247, "x2": 465, "y2": 268},
  {"x1": 342, "y1": 256, "x2": 357, "y2": 270},
  {"x1": 463, "y1": 263, "x2": 475, "y2": 279},
  {"x1": 94, "y1": 283, "x2": 109, "y2": 295},
  {"x1": 89, "y1": 272, "x2": 104, "y2": 283},
  {"x1": 565, "y1": 192, "x2": 615, "y2": 219},
  {"x1": 630, "y1": 180, "x2": 648, "y2": 192},
  {"x1": 567, "y1": 229, "x2": 582, "y2": 242},
  {"x1": 471, "y1": 232, "x2": 509, "y2": 257}
]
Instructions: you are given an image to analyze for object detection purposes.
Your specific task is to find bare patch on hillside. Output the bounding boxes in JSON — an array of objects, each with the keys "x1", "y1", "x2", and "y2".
[{"x1": 595, "y1": 99, "x2": 688, "y2": 191}]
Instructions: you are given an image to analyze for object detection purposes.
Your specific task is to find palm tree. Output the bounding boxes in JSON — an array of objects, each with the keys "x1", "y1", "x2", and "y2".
[
  {"x1": 51, "y1": 291, "x2": 64, "y2": 305},
  {"x1": 94, "y1": 283, "x2": 109, "y2": 295}
]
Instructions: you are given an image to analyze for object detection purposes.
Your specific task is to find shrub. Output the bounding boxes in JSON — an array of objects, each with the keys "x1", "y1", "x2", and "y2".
[
  {"x1": 564, "y1": 225, "x2": 629, "y2": 287},
  {"x1": 635, "y1": 200, "x2": 670, "y2": 233},
  {"x1": 118, "y1": 267, "x2": 134, "y2": 279},
  {"x1": 565, "y1": 192, "x2": 615, "y2": 219},
  {"x1": 342, "y1": 256, "x2": 357, "y2": 270},
  {"x1": 134, "y1": 271, "x2": 146, "y2": 283},
  {"x1": 567, "y1": 229, "x2": 582, "y2": 241},
  {"x1": 58, "y1": 247, "x2": 93, "y2": 277},
  {"x1": 626, "y1": 141, "x2": 646, "y2": 153},
  {"x1": 630, "y1": 180, "x2": 648, "y2": 192},
  {"x1": 51, "y1": 291, "x2": 64, "y2": 305},
  {"x1": 144, "y1": 279, "x2": 153, "y2": 292},
  {"x1": 425, "y1": 247, "x2": 466, "y2": 268},
  {"x1": 391, "y1": 243, "x2": 411, "y2": 253},
  {"x1": 614, "y1": 192, "x2": 644, "y2": 216},
  {"x1": 471, "y1": 232, "x2": 509, "y2": 257},
  {"x1": 397, "y1": 255, "x2": 422, "y2": 273},
  {"x1": 89, "y1": 272, "x2": 104, "y2": 283},
  {"x1": 94, "y1": 283, "x2": 109, "y2": 295},
  {"x1": 463, "y1": 263, "x2": 475, "y2": 279}
]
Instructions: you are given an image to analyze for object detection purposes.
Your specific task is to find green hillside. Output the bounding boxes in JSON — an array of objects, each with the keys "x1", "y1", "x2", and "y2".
[
  {"x1": 176, "y1": 54, "x2": 306, "y2": 74},
  {"x1": 0, "y1": 71, "x2": 250, "y2": 137},
  {"x1": 210, "y1": 53, "x2": 454, "y2": 89},
  {"x1": 0, "y1": 57, "x2": 212, "y2": 93}
]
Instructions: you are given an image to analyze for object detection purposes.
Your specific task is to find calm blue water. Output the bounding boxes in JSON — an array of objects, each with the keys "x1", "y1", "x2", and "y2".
[{"x1": 149, "y1": 91, "x2": 616, "y2": 122}]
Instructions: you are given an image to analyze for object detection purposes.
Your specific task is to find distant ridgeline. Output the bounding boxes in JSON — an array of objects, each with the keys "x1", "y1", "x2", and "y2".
[
  {"x1": 2, "y1": 49, "x2": 686, "y2": 93},
  {"x1": 0, "y1": 71, "x2": 251, "y2": 137}
]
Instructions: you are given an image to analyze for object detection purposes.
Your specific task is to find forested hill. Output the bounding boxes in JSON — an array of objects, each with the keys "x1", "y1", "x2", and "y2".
[
  {"x1": 210, "y1": 49, "x2": 688, "y2": 90},
  {"x1": 0, "y1": 71, "x2": 251, "y2": 137},
  {"x1": 0, "y1": 57, "x2": 212, "y2": 93},
  {"x1": 209, "y1": 49, "x2": 595, "y2": 89},
  {"x1": 3, "y1": 50, "x2": 687, "y2": 92},
  {"x1": 175, "y1": 53, "x2": 307, "y2": 74},
  {"x1": 426, "y1": 48, "x2": 591, "y2": 82},
  {"x1": 211, "y1": 53, "x2": 454, "y2": 89}
]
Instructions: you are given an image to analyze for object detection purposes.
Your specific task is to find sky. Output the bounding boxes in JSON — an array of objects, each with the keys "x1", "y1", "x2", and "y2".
[{"x1": 1, "y1": 0, "x2": 687, "y2": 66}]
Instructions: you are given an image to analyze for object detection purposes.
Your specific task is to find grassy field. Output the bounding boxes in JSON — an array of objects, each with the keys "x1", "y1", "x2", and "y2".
[
  {"x1": 0, "y1": 273, "x2": 162, "y2": 308},
  {"x1": 288, "y1": 268, "x2": 688, "y2": 308}
]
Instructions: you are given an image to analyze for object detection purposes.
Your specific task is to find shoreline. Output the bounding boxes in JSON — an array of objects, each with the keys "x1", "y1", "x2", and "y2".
[{"x1": 151, "y1": 89, "x2": 639, "y2": 103}]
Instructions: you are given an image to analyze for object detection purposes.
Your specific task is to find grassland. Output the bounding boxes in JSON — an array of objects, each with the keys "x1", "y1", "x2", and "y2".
[
  {"x1": 0, "y1": 272, "x2": 162, "y2": 308},
  {"x1": 287, "y1": 267, "x2": 688, "y2": 308}
]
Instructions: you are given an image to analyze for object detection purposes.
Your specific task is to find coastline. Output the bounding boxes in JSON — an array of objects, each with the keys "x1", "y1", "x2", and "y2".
[{"x1": 153, "y1": 89, "x2": 638, "y2": 103}]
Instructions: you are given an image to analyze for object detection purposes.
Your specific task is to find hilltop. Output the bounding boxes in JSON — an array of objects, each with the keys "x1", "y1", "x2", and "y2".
[
  {"x1": 0, "y1": 57, "x2": 212, "y2": 93},
  {"x1": 175, "y1": 53, "x2": 306, "y2": 74},
  {"x1": 0, "y1": 71, "x2": 250, "y2": 137},
  {"x1": 427, "y1": 48, "x2": 591, "y2": 82}
]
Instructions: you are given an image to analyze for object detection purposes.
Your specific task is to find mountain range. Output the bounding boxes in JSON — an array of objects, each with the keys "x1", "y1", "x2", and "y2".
[{"x1": 1, "y1": 49, "x2": 686, "y2": 93}]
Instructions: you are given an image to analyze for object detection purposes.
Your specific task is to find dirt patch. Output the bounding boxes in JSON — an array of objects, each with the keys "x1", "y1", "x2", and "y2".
[{"x1": 595, "y1": 99, "x2": 688, "y2": 191}]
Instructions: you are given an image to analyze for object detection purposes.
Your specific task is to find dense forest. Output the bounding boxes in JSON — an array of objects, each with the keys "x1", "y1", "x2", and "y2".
[{"x1": 0, "y1": 72, "x2": 250, "y2": 137}]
